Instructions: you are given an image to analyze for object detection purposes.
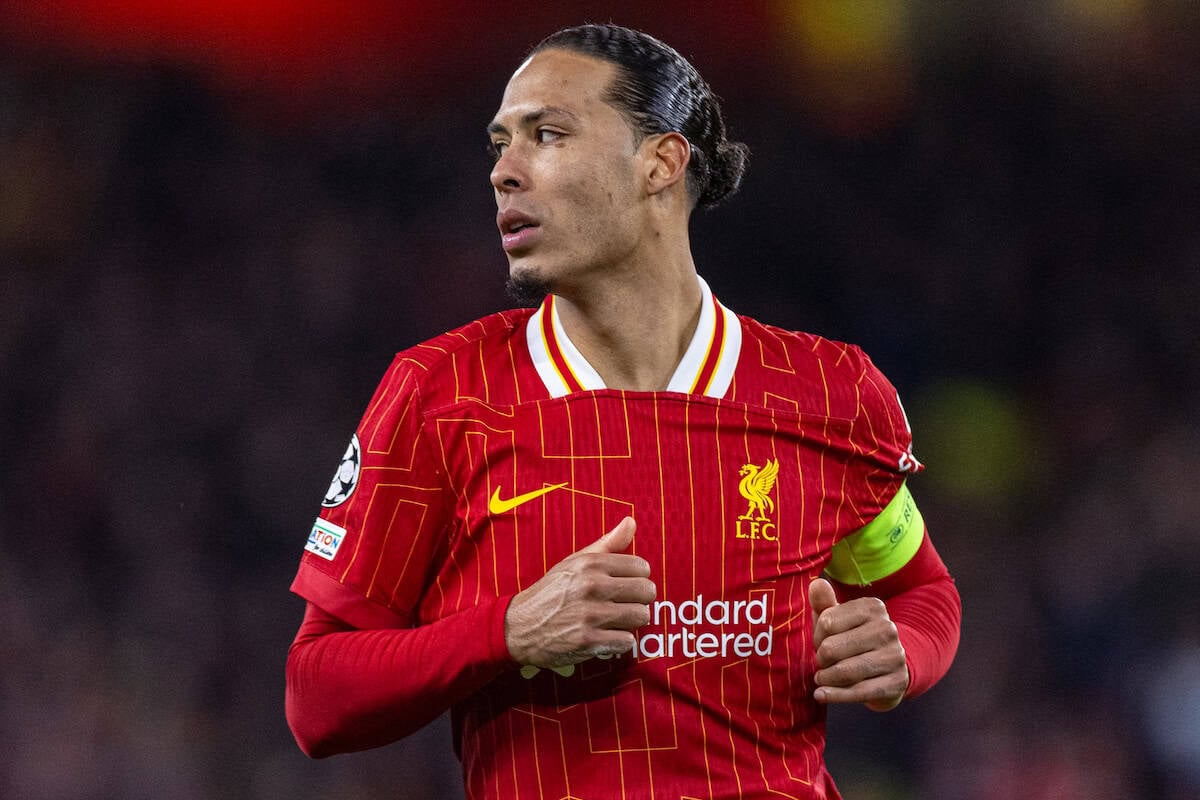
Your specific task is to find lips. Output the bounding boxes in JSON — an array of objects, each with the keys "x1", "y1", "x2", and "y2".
[{"x1": 497, "y1": 209, "x2": 542, "y2": 253}]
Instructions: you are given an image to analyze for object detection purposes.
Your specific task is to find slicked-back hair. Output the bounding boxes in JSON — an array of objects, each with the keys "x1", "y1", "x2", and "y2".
[{"x1": 530, "y1": 24, "x2": 749, "y2": 211}]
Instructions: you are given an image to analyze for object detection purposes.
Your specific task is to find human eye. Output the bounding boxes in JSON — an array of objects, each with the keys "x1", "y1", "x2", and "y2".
[
  {"x1": 536, "y1": 128, "x2": 564, "y2": 144},
  {"x1": 487, "y1": 139, "x2": 508, "y2": 161}
]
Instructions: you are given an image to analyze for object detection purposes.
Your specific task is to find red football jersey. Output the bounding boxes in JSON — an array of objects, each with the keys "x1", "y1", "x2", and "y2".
[{"x1": 292, "y1": 280, "x2": 921, "y2": 799}]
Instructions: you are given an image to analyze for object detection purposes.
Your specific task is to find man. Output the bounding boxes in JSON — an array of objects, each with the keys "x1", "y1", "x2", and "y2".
[{"x1": 286, "y1": 24, "x2": 960, "y2": 800}]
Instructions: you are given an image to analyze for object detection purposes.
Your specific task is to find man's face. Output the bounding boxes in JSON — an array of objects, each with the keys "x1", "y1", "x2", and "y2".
[{"x1": 488, "y1": 49, "x2": 648, "y2": 294}]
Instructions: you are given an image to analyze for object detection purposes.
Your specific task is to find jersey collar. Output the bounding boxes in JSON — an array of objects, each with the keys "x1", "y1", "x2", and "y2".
[{"x1": 525, "y1": 276, "x2": 742, "y2": 399}]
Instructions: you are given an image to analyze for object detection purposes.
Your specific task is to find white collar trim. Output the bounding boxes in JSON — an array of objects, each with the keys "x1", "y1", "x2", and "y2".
[{"x1": 525, "y1": 276, "x2": 741, "y2": 399}]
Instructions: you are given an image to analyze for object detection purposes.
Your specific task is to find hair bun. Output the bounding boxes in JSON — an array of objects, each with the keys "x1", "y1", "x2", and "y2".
[{"x1": 697, "y1": 139, "x2": 750, "y2": 209}]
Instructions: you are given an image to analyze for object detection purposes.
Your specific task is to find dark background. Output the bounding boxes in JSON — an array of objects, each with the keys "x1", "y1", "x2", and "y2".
[{"x1": 2, "y1": 1, "x2": 1198, "y2": 798}]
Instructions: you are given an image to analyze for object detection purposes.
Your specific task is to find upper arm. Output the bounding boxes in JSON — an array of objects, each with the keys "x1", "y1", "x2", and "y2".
[
  {"x1": 290, "y1": 357, "x2": 454, "y2": 630},
  {"x1": 827, "y1": 480, "x2": 925, "y2": 586}
]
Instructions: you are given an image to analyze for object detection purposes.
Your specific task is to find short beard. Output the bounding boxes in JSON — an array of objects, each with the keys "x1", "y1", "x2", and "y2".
[{"x1": 505, "y1": 271, "x2": 553, "y2": 307}]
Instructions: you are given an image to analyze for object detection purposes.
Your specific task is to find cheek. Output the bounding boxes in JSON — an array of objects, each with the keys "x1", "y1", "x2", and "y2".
[{"x1": 559, "y1": 168, "x2": 638, "y2": 236}]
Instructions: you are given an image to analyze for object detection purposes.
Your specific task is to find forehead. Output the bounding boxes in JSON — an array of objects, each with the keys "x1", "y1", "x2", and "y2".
[{"x1": 492, "y1": 48, "x2": 621, "y2": 126}]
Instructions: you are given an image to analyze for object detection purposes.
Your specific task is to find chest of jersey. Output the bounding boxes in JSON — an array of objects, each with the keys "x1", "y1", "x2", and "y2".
[
  {"x1": 421, "y1": 390, "x2": 878, "y2": 627},
  {"x1": 419, "y1": 390, "x2": 882, "y2": 794}
]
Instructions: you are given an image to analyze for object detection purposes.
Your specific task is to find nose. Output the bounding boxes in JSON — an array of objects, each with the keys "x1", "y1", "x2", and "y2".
[{"x1": 490, "y1": 147, "x2": 526, "y2": 195}]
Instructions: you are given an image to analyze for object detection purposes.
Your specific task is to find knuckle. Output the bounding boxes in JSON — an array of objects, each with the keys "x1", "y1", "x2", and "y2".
[
  {"x1": 579, "y1": 629, "x2": 608, "y2": 649},
  {"x1": 565, "y1": 552, "x2": 592, "y2": 570},
  {"x1": 816, "y1": 645, "x2": 840, "y2": 671},
  {"x1": 866, "y1": 620, "x2": 898, "y2": 646},
  {"x1": 876, "y1": 616, "x2": 899, "y2": 635},
  {"x1": 582, "y1": 605, "x2": 606, "y2": 628},
  {"x1": 581, "y1": 574, "x2": 608, "y2": 598}
]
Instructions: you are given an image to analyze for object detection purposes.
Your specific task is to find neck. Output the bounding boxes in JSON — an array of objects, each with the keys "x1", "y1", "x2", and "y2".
[{"x1": 552, "y1": 254, "x2": 703, "y2": 392}]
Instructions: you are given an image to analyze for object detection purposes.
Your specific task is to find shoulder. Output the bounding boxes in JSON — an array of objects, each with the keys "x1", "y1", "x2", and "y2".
[
  {"x1": 736, "y1": 315, "x2": 890, "y2": 418},
  {"x1": 386, "y1": 308, "x2": 535, "y2": 409},
  {"x1": 737, "y1": 314, "x2": 921, "y2": 473},
  {"x1": 398, "y1": 308, "x2": 531, "y2": 371}
]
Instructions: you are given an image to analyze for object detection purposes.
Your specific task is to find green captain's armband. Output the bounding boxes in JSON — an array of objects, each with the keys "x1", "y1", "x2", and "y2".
[{"x1": 827, "y1": 482, "x2": 924, "y2": 586}]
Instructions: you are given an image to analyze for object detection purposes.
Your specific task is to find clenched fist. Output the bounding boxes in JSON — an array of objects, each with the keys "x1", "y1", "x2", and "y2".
[
  {"x1": 810, "y1": 577, "x2": 909, "y2": 712},
  {"x1": 505, "y1": 517, "x2": 656, "y2": 668}
]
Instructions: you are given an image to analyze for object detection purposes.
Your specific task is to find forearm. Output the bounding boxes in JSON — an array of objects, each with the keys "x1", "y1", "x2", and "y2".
[
  {"x1": 285, "y1": 597, "x2": 515, "y2": 757},
  {"x1": 832, "y1": 532, "x2": 961, "y2": 698}
]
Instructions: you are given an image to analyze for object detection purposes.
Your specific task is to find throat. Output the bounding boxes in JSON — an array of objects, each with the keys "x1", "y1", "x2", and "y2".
[
  {"x1": 554, "y1": 289, "x2": 702, "y2": 393},
  {"x1": 596, "y1": 358, "x2": 678, "y2": 393}
]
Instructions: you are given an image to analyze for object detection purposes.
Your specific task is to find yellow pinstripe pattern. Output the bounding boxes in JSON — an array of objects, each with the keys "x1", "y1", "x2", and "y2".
[
  {"x1": 506, "y1": 701, "x2": 520, "y2": 800},
  {"x1": 506, "y1": 336, "x2": 524, "y2": 406},
  {"x1": 364, "y1": 372, "x2": 420, "y2": 460},
  {"x1": 369, "y1": 495, "x2": 429, "y2": 599},
  {"x1": 720, "y1": 657, "x2": 747, "y2": 797},
  {"x1": 591, "y1": 394, "x2": 607, "y2": 527},
  {"x1": 452, "y1": 350, "x2": 462, "y2": 403},
  {"x1": 652, "y1": 396, "x2": 668, "y2": 603},
  {"x1": 755, "y1": 327, "x2": 796, "y2": 374},
  {"x1": 478, "y1": 336, "x2": 492, "y2": 403},
  {"x1": 564, "y1": 396, "x2": 579, "y2": 550}
]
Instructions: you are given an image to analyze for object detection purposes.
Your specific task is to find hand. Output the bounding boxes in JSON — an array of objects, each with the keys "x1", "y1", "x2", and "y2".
[
  {"x1": 505, "y1": 517, "x2": 656, "y2": 668},
  {"x1": 809, "y1": 577, "x2": 909, "y2": 711}
]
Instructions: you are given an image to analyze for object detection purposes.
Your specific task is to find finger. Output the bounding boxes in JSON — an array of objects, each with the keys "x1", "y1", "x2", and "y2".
[
  {"x1": 600, "y1": 601, "x2": 653, "y2": 631},
  {"x1": 813, "y1": 671, "x2": 909, "y2": 710},
  {"x1": 581, "y1": 629, "x2": 638, "y2": 658},
  {"x1": 809, "y1": 577, "x2": 839, "y2": 648},
  {"x1": 813, "y1": 619, "x2": 901, "y2": 670},
  {"x1": 579, "y1": 517, "x2": 636, "y2": 555},
  {"x1": 814, "y1": 646, "x2": 906, "y2": 688},
  {"x1": 596, "y1": 575, "x2": 656, "y2": 604},
  {"x1": 814, "y1": 596, "x2": 889, "y2": 637},
  {"x1": 579, "y1": 553, "x2": 652, "y2": 579},
  {"x1": 548, "y1": 630, "x2": 638, "y2": 666}
]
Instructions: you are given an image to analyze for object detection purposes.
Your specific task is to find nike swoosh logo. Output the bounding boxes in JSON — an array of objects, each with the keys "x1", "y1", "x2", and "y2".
[{"x1": 489, "y1": 482, "x2": 569, "y2": 514}]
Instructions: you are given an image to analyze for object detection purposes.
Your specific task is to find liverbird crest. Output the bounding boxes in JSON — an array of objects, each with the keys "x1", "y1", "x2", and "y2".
[{"x1": 738, "y1": 458, "x2": 779, "y2": 521}]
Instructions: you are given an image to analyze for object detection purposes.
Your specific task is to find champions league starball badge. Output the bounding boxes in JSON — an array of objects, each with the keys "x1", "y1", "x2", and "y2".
[{"x1": 322, "y1": 434, "x2": 361, "y2": 507}]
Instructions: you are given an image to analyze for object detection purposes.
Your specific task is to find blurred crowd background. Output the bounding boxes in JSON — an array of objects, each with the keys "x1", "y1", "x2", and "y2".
[{"x1": 2, "y1": 1, "x2": 1197, "y2": 798}]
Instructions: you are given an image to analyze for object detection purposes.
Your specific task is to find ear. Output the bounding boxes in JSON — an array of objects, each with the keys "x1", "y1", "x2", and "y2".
[{"x1": 642, "y1": 131, "x2": 691, "y2": 198}]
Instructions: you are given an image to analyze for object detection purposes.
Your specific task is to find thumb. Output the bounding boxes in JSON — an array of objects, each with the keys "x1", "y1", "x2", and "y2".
[
  {"x1": 809, "y1": 577, "x2": 838, "y2": 640},
  {"x1": 580, "y1": 516, "x2": 636, "y2": 554}
]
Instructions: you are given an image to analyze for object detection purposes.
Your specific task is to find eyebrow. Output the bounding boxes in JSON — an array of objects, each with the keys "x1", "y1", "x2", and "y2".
[{"x1": 486, "y1": 106, "x2": 580, "y2": 136}]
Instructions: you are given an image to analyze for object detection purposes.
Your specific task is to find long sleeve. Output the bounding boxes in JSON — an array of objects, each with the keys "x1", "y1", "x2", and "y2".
[
  {"x1": 285, "y1": 597, "x2": 515, "y2": 758},
  {"x1": 831, "y1": 532, "x2": 961, "y2": 699}
]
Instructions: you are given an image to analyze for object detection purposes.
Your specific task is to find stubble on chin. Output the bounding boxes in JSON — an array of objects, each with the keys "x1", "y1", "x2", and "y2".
[{"x1": 505, "y1": 268, "x2": 553, "y2": 307}]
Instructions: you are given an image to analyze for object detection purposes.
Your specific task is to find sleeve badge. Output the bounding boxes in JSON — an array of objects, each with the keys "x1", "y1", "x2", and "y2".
[{"x1": 321, "y1": 433, "x2": 361, "y2": 508}]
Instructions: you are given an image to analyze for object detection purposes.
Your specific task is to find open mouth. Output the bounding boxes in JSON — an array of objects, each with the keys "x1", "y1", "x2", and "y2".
[
  {"x1": 502, "y1": 224, "x2": 541, "y2": 252},
  {"x1": 498, "y1": 210, "x2": 541, "y2": 251}
]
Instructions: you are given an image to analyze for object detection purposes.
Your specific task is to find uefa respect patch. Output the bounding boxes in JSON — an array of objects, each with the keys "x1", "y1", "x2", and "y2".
[{"x1": 305, "y1": 517, "x2": 347, "y2": 561}]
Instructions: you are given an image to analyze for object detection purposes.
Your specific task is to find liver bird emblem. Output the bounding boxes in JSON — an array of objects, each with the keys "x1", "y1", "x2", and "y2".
[{"x1": 738, "y1": 458, "x2": 780, "y2": 520}]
